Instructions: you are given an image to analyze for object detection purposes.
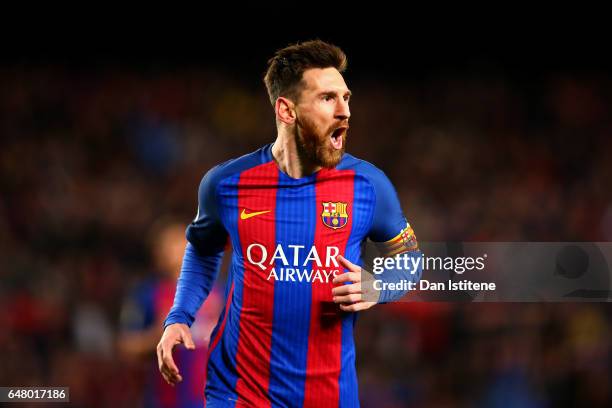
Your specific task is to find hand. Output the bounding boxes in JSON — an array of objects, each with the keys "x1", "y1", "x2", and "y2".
[
  {"x1": 332, "y1": 255, "x2": 379, "y2": 312},
  {"x1": 156, "y1": 323, "x2": 195, "y2": 386}
]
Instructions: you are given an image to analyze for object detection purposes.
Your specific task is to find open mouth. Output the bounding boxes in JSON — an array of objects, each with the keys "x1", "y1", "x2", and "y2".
[{"x1": 330, "y1": 127, "x2": 347, "y2": 150}]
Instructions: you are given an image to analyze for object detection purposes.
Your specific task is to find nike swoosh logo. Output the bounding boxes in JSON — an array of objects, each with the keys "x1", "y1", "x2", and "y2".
[{"x1": 240, "y1": 209, "x2": 271, "y2": 220}]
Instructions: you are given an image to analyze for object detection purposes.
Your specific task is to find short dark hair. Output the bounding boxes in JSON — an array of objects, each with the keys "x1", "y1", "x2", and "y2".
[{"x1": 263, "y1": 40, "x2": 347, "y2": 106}]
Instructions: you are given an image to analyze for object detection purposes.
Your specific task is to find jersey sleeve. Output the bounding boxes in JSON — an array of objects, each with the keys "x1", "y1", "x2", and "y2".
[
  {"x1": 164, "y1": 242, "x2": 223, "y2": 328},
  {"x1": 364, "y1": 166, "x2": 422, "y2": 303},
  {"x1": 367, "y1": 167, "x2": 419, "y2": 255},
  {"x1": 164, "y1": 167, "x2": 228, "y2": 328},
  {"x1": 185, "y1": 166, "x2": 228, "y2": 256}
]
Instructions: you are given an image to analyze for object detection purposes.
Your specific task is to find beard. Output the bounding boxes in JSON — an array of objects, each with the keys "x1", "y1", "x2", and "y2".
[{"x1": 295, "y1": 114, "x2": 348, "y2": 169}]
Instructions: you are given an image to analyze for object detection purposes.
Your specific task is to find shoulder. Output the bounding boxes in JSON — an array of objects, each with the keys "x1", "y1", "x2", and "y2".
[
  {"x1": 337, "y1": 153, "x2": 395, "y2": 190},
  {"x1": 199, "y1": 144, "x2": 274, "y2": 191},
  {"x1": 206, "y1": 143, "x2": 274, "y2": 182}
]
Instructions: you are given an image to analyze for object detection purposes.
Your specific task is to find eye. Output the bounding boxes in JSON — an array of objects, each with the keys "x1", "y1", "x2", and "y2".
[
  {"x1": 322, "y1": 94, "x2": 335, "y2": 102},
  {"x1": 343, "y1": 95, "x2": 351, "y2": 102}
]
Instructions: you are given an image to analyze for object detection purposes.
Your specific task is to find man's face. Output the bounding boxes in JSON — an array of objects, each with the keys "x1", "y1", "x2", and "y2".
[{"x1": 293, "y1": 67, "x2": 351, "y2": 168}]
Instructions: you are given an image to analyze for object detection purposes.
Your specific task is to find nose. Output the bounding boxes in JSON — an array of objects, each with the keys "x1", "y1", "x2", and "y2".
[{"x1": 335, "y1": 98, "x2": 350, "y2": 121}]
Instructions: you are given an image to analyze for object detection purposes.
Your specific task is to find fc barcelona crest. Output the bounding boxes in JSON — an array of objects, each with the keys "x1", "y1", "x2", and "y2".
[
  {"x1": 400, "y1": 224, "x2": 418, "y2": 251},
  {"x1": 321, "y1": 201, "x2": 349, "y2": 230}
]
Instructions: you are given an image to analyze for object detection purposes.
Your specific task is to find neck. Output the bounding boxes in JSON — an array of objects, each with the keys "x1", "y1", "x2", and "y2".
[{"x1": 271, "y1": 127, "x2": 320, "y2": 179}]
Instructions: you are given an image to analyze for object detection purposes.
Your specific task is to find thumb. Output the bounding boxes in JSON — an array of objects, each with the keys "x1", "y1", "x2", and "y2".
[{"x1": 181, "y1": 328, "x2": 196, "y2": 350}]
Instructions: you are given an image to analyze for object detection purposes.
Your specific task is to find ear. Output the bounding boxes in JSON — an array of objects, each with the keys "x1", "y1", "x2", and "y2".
[{"x1": 275, "y1": 97, "x2": 296, "y2": 125}]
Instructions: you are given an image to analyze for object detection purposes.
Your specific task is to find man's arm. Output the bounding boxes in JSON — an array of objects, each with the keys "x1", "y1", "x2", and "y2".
[
  {"x1": 157, "y1": 167, "x2": 228, "y2": 386},
  {"x1": 163, "y1": 243, "x2": 223, "y2": 328},
  {"x1": 371, "y1": 231, "x2": 422, "y2": 303},
  {"x1": 157, "y1": 244, "x2": 223, "y2": 386},
  {"x1": 332, "y1": 165, "x2": 422, "y2": 310}
]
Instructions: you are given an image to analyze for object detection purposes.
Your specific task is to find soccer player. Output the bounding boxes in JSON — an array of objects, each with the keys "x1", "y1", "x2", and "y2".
[{"x1": 157, "y1": 40, "x2": 421, "y2": 407}]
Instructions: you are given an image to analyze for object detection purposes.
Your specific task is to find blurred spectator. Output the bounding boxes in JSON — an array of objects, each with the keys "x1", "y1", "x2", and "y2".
[{"x1": 118, "y1": 220, "x2": 223, "y2": 407}]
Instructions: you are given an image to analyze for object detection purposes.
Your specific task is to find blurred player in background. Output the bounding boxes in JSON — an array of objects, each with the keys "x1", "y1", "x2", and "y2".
[
  {"x1": 157, "y1": 40, "x2": 421, "y2": 407},
  {"x1": 119, "y1": 220, "x2": 222, "y2": 407}
]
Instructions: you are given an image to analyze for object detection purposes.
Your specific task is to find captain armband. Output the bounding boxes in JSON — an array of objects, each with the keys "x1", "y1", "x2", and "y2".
[
  {"x1": 374, "y1": 222, "x2": 419, "y2": 257},
  {"x1": 369, "y1": 222, "x2": 422, "y2": 303}
]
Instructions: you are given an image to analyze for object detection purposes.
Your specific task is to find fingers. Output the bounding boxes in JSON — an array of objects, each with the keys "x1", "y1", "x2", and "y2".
[
  {"x1": 156, "y1": 324, "x2": 196, "y2": 386},
  {"x1": 337, "y1": 255, "x2": 361, "y2": 272},
  {"x1": 332, "y1": 282, "x2": 361, "y2": 297},
  {"x1": 180, "y1": 327, "x2": 196, "y2": 350},
  {"x1": 333, "y1": 257, "x2": 363, "y2": 304},
  {"x1": 162, "y1": 364, "x2": 183, "y2": 386},
  {"x1": 156, "y1": 340, "x2": 166, "y2": 374},
  {"x1": 333, "y1": 281, "x2": 362, "y2": 304},
  {"x1": 157, "y1": 340, "x2": 182, "y2": 386},
  {"x1": 333, "y1": 256, "x2": 377, "y2": 313},
  {"x1": 333, "y1": 292, "x2": 362, "y2": 304},
  {"x1": 332, "y1": 271, "x2": 360, "y2": 285}
]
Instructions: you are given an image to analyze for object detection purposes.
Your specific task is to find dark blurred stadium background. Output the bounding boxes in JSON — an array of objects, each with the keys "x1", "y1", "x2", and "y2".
[{"x1": 1, "y1": 18, "x2": 611, "y2": 407}]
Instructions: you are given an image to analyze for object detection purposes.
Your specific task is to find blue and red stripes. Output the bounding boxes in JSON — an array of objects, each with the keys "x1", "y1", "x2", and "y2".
[
  {"x1": 339, "y1": 174, "x2": 374, "y2": 408},
  {"x1": 268, "y1": 172, "x2": 317, "y2": 407},
  {"x1": 234, "y1": 161, "x2": 279, "y2": 406},
  {"x1": 206, "y1": 158, "x2": 365, "y2": 407},
  {"x1": 303, "y1": 168, "x2": 355, "y2": 408}
]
